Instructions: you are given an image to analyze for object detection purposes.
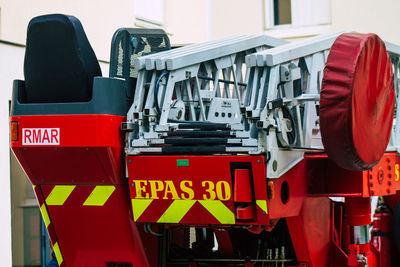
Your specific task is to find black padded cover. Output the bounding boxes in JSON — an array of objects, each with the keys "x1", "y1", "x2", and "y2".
[{"x1": 24, "y1": 14, "x2": 102, "y2": 103}]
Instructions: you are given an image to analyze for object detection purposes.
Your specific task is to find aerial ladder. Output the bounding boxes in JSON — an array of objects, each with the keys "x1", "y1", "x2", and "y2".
[{"x1": 9, "y1": 14, "x2": 400, "y2": 267}]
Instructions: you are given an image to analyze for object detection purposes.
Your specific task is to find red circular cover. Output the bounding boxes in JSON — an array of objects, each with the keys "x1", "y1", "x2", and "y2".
[{"x1": 320, "y1": 33, "x2": 394, "y2": 171}]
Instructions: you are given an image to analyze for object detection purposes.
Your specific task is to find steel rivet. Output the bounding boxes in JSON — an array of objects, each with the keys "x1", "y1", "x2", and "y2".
[{"x1": 272, "y1": 160, "x2": 278, "y2": 172}]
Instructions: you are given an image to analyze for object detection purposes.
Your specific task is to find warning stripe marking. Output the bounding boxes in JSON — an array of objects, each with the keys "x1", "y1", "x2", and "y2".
[
  {"x1": 46, "y1": 185, "x2": 76, "y2": 205},
  {"x1": 132, "y1": 199, "x2": 153, "y2": 220},
  {"x1": 53, "y1": 242, "x2": 63, "y2": 265},
  {"x1": 256, "y1": 200, "x2": 268, "y2": 214},
  {"x1": 40, "y1": 203, "x2": 51, "y2": 227},
  {"x1": 83, "y1": 186, "x2": 116, "y2": 206},
  {"x1": 132, "y1": 199, "x2": 236, "y2": 224},
  {"x1": 157, "y1": 200, "x2": 196, "y2": 223},
  {"x1": 36, "y1": 185, "x2": 65, "y2": 266},
  {"x1": 198, "y1": 200, "x2": 235, "y2": 224}
]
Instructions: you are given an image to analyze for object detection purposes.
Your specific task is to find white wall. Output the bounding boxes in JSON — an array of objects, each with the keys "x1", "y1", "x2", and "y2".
[
  {"x1": 331, "y1": 0, "x2": 400, "y2": 44},
  {"x1": 0, "y1": 0, "x2": 135, "y2": 61},
  {"x1": 0, "y1": 42, "x2": 24, "y2": 267}
]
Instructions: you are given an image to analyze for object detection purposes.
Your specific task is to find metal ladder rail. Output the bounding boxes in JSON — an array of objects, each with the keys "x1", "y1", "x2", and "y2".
[
  {"x1": 129, "y1": 35, "x2": 288, "y2": 121},
  {"x1": 245, "y1": 31, "x2": 347, "y2": 178},
  {"x1": 126, "y1": 35, "x2": 287, "y2": 155},
  {"x1": 386, "y1": 42, "x2": 400, "y2": 151},
  {"x1": 246, "y1": 31, "x2": 400, "y2": 178},
  {"x1": 128, "y1": 35, "x2": 287, "y2": 124}
]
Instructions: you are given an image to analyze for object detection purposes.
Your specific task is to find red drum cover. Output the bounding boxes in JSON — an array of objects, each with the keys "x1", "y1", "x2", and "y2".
[{"x1": 320, "y1": 33, "x2": 394, "y2": 170}]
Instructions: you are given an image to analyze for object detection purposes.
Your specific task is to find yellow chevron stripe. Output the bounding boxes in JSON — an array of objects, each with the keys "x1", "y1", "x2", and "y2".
[
  {"x1": 256, "y1": 200, "x2": 268, "y2": 214},
  {"x1": 157, "y1": 200, "x2": 196, "y2": 223},
  {"x1": 198, "y1": 200, "x2": 235, "y2": 224},
  {"x1": 83, "y1": 186, "x2": 116, "y2": 206},
  {"x1": 132, "y1": 199, "x2": 153, "y2": 221},
  {"x1": 40, "y1": 204, "x2": 51, "y2": 227},
  {"x1": 53, "y1": 242, "x2": 63, "y2": 265},
  {"x1": 46, "y1": 185, "x2": 75, "y2": 205}
]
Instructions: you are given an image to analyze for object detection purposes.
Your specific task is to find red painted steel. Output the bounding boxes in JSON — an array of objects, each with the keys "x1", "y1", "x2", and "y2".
[
  {"x1": 268, "y1": 160, "x2": 307, "y2": 219},
  {"x1": 10, "y1": 114, "x2": 125, "y2": 185},
  {"x1": 306, "y1": 153, "x2": 398, "y2": 198},
  {"x1": 233, "y1": 169, "x2": 252, "y2": 202},
  {"x1": 41, "y1": 185, "x2": 150, "y2": 266},
  {"x1": 10, "y1": 114, "x2": 152, "y2": 266},
  {"x1": 127, "y1": 155, "x2": 269, "y2": 225},
  {"x1": 320, "y1": 33, "x2": 394, "y2": 171},
  {"x1": 345, "y1": 197, "x2": 371, "y2": 226}
]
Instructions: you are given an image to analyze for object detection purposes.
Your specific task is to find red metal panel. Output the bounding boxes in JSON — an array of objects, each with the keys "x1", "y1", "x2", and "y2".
[
  {"x1": 127, "y1": 155, "x2": 269, "y2": 225},
  {"x1": 10, "y1": 114, "x2": 125, "y2": 185},
  {"x1": 268, "y1": 160, "x2": 307, "y2": 219},
  {"x1": 42, "y1": 185, "x2": 150, "y2": 266},
  {"x1": 287, "y1": 197, "x2": 333, "y2": 267},
  {"x1": 306, "y1": 153, "x2": 398, "y2": 198}
]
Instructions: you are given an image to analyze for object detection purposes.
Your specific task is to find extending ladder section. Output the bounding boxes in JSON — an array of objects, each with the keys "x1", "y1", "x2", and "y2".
[
  {"x1": 126, "y1": 35, "x2": 288, "y2": 155},
  {"x1": 125, "y1": 32, "x2": 400, "y2": 178}
]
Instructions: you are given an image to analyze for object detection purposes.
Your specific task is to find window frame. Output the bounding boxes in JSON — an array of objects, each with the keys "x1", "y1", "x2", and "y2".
[{"x1": 264, "y1": 0, "x2": 332, "y2": 37}]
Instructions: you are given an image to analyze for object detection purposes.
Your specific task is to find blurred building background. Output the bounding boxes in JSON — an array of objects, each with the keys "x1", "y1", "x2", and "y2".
[{"x1": 0, "y1": 0, "x2": 398, "y2": 265}]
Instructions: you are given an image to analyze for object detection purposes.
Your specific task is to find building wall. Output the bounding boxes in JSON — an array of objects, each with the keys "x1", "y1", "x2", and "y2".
[
  {"x1": 0, "y1": 42, "x2": 24, "y2": 266},
  {"x1": 0, "y1": 0, "x2": 135, "y2": 61},
  {"x1": 331, "y1": 0, "x2": 400, "y2": 43}
]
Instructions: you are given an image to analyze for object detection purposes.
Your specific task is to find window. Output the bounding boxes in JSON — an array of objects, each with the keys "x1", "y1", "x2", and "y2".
[
  {"x1": 134, "y1": 0, "x2": 164, "y2": 28},
  {"x1": 265, "y1": 0, "x2": 331, "y2": 29},
  {"x1": 273, "y1": 0, "x2": 292, "y2": 26}
]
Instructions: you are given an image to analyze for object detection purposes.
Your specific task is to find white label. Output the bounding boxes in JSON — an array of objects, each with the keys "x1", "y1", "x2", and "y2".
[{"x1": 22, "y1": 128, "x2": 60, "y2": 145}]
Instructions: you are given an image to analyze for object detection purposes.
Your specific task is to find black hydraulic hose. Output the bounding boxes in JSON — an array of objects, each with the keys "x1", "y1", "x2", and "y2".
[{"x1": 154, "y1": 71, "x2": 169, "y2": 114}]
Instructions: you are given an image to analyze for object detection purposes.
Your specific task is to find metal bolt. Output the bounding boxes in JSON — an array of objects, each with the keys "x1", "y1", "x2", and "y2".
[
  {"x1": 389, "y1": 173, "x2": 392, "y2": 179},
  {"x1": 387, "y1": 157, "x2": 391, "y2": 163},
  {"x1": 371, "y1": 190, "x2": 375, "y2": 196},
  {"x1": 129, "y1": 160, "x2": 132, "y2": 163},
  {"x1": 387, "y1": 189, "x2": 391, "y2": 194},
  {"x1": 388, "y1": 165, "x2": 392, "y2": 171},
  {"x1": 369, "y1": 174, "x2": 373, "y2": 180},
  {"x1": 388, "y1": 181, "x2": 392, "y2": 186},
  {"x1": 257, "y1": 159, "x2": 261, "y2": 163},
  {"x1": 272, "y1": 160, "x2": 278, "y2": 172},
  {"x1": 370, "y1": 183, "x2": 373, "y2": 188},
  {"x1": 132, "y1": 183, "x2": 135, "y2": 187}
]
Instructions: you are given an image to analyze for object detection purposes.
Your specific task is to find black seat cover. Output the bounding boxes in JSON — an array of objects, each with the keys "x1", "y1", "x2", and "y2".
[{"x1": 24, "y1": 14, "x2": 102, "y2": 103}]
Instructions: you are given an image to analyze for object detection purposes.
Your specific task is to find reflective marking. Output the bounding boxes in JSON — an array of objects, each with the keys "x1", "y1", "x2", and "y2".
[
  {"x1": 256, "y1": 200, "x2": 268, "y2": 214},
  {"x1": 396, "y1": 164, "x2": 399, "y2": 182},
  {"x1": 40, "y1": 204, "x2": 51, "y2": 227},
  {"x1": 157, "y1": 200, "x2": 196, "y2": 223},
  {"x1": 83, "y1": 186, "x2": 116, "y2": 206},
  {"x1": 46, "y1": 185, "x2": 75, "y2": 205},
  {"x1": 198, "y1": 200, "x2": 235, "y2": 224},
  {"x1": 132, "y1": 199, "x2": 153, "y2": 221},
  {"x1": 32, "y1": 185, "x2": 36, "y2": 190},
  {"x1": 53, "y1": 242, "x2": 63, "y2": 265}
]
